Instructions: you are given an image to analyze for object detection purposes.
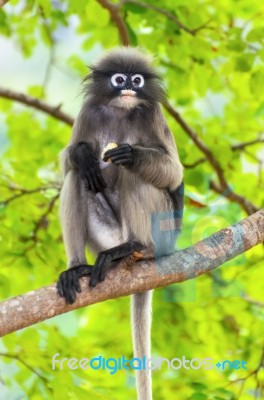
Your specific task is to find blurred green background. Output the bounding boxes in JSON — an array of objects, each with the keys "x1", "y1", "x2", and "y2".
[{"x1": 0, "y1": 0, "x2": 264, "y2": 399}]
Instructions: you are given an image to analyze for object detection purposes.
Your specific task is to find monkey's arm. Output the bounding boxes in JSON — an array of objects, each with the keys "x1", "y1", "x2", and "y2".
[
  {"x1": 61, "y1": 141, "x2": 106, "y2": 193},
  {"x1": 104, "y1": 143, "x2": 183, "y2": 191}
]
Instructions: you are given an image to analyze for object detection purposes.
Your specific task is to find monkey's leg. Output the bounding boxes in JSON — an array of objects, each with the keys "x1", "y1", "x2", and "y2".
[
  {"x1": 57, "y1": 171, "x2": 92, "y2": 304},
  {"x1": 89, "y1": 240, "x2": 144, "y2": 287}
]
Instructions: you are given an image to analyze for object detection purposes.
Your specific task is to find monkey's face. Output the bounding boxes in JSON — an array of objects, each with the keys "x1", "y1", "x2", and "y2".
[
  {"x1": 86, "y1": 48, "x2": 165, "y2": 110},
  {"x1": 89, "y1": 70, "x2": 165, "y2": 110},
  {"x1": 108, "y1": 72, "x2": 145, "y2": 109}
]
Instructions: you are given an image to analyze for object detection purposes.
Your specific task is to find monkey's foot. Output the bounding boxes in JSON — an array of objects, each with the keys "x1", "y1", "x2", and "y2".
[
  {"x1": 89, "y1": 241, "x2": 144, "y2": 287},
  {"x1": 57, "y1": 265, "x2": 93, "y2": 304}
]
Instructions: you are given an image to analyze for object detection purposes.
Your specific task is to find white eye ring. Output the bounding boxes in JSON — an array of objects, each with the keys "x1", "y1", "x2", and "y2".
[
  {"x1": 111, "y1": 73, "x2": 127, "y2": 87},
  {"x1": 132, "y1": 74, "x2": 144, "y2": 88}
]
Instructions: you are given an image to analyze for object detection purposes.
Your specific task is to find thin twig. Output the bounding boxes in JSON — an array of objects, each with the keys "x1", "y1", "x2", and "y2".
[
  {"x1": 0, "y1": 352, "x2": 49, "y2": 384},
  {"x1": 242, "y1": 295, "x2": 264, "y2": 307},
  {"x1": 121, "y1": 0, "x2": 196, "y2": 35},
  {"x1": 97, "y1": 0, "x2": 131, "y2": 45},
  {"x1": 0, "y1": 87, "x2": 74, "y2": 126},
  {"x1": 0, "y1": 0, "x2": 10, "y2": 7},
  {"x1": 1, "y1": 186, "x2": 59, "y2": 206},
  {"x1": 232, "y1": 137, "x2": 264, "y2": 151},
  {"x1": 183, "y1": 157, "x2": 206, "y2": 169}
]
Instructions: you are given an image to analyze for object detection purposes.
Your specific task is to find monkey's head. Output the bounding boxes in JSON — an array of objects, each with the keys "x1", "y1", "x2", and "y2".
[{"x1": 86, "y1": 47, "x2": 165, "y2": 109}]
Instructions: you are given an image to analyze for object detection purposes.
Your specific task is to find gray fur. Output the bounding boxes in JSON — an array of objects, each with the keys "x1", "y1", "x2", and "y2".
[{"x1": 60, "y1": 47, "x2": 183, "y2": 399}]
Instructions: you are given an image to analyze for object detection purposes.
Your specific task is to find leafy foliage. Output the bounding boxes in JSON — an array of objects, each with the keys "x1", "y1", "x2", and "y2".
[{"x1": 0, "y1": 0, "x2": 263, "y2": 399}]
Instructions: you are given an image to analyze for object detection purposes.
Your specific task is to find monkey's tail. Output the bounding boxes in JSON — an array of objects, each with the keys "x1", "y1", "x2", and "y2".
[{"x1": 131, "y1": 290, "x2": 153, "y2": 400}]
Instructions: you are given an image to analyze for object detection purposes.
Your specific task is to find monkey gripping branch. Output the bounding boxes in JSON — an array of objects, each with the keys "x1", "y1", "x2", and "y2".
[{"x1": 0, "y1": 209, "x2": 263, "y2": 337}]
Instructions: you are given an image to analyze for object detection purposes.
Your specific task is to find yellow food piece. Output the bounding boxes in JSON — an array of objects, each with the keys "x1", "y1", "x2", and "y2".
[{"x1": 101, "y1": 143, "x2": 118, "y2": 162}]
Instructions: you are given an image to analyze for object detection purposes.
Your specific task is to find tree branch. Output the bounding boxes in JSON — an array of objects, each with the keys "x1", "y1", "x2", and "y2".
[
  {"x1": 183, "y1": 157, "x2": 206, "y2": 169},
  {"x1": 164, "y1": 102, "x2": 259, "y2": 215},
  {"x1": 0, "y1": 185, "x2": 59, "y2": 206},
  {"x1": 209, "y1": 181, "x2": 258, "y2": 215},
  {"x1": 0, "y1": 352, "x2": 49, "y2": 384},
  {"x1": 121, "y1": 0, "x2": 196, "y2": 36},
  {"x1": 97, "y1": 0, "x2": 131, "y2": 45},
  {"x1": 232, "y1": 137, "x2": 264, "y2": 151},
  {"x1": 0, "y1": 209, "x2": 263, "y2": 337},
  {"x1": 0, "y1": 87, "x2": 74, "y2": 126},
  {"x1": 0, "y1": 0, "x2": 10, "y2": 7}
]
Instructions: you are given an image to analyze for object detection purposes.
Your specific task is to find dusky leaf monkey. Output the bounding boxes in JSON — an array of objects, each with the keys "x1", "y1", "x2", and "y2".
[{"x1": 57, "y1": 47, "x2": 184, "y2": 400}]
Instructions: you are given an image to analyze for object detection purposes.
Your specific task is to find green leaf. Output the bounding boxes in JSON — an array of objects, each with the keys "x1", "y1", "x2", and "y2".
[
  {"x1": 250, "y1": 69, "x2": 264, "y2": 96},
  {"x1": 247, "y1": 27, "x2": 264, "y2": 42},
  {"x1": 235, "y1": 54, "x2": 255, "y2": 72},
  {"x1": 255, "y1": 102, "x2": 264, "y2": 116},
  {"x1": 124, "y1": 3, "x2": 147, "y2": 14},
  {"x1": 226, "y1": 40, "x2": 246, "y2": 52},
  {"x1": 190, "y1": 393, "x2": 207, "y2": 400},
  {"x1": 27, "y1": 85, "x2": 43, "y2": 98}
]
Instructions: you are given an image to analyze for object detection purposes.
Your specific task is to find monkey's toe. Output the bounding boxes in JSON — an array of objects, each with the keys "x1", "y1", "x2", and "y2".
[
  {"x1": 89, "y1": 253, "x2": 112, "y2": 287},
  {"x1": 57, "y1": 265, "x2": 93, "y2": 304}
]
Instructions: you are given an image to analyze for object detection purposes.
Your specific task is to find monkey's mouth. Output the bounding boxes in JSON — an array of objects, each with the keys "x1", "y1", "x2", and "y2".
[{"x1": 120, "y1": 90, "x2": 137, "y2": 97}]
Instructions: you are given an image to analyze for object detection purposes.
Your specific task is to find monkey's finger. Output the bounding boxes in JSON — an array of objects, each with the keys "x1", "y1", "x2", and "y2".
[
  {"x1": 93, "y1": 253, "x2": 112, "y2": 286},
  {"x1": 57, "y1": 276, "x2": 64, "y2": 298},
  {"x1": 103, "y1": 149, "x2": 122, "y2": 160},
  {"x1": 109, "y1": 150, "x2": 131, "y2": 159},
  {"x1": 110, "y1": 154, "x2": 132, "y2": 162},
  {"x1": 112, "y1": 158, "x2": 133, "y2": 166},
  {"x1": 76, "y1": 265, "x2": 93, "y2": 278},
  {"x1": 95, "y1": 169, "x2": 107, "y2": 188},
  {"x1": 73, "y1": 272, "x2": 82, "y2": 294},
  {"x1": 99, "y1": 264, "x2": 110, "y2": 282},
  {"x1": 85, "y1": 172, "x2": 97, "y2": 193},
  {"x1": 80, "y1": 171, "x2": 91, "y2": 191},
  {"x1": 104, "y1": 148, "x2": 131, "y2": 159},
  {"x1": 92, "y1": 170, "x2": 107, "y2": 192},
  {"x1": 89, "y1": 254, "x2": 107, "y2": 287},
  {"x1": 65, "y1": 271, "x2": 76, "y2": 304},
  {"x1": 60, "y1": 274, "x2": 69, "y2": 302}
]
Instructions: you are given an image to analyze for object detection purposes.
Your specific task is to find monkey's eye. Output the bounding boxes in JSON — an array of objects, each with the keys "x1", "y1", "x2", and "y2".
[
  {"x1": 132, "y1": 74, "x2": 144, "y2": 88},
  {"x1": 111, "y1": 73, "x2": 127, "y2": 87}
]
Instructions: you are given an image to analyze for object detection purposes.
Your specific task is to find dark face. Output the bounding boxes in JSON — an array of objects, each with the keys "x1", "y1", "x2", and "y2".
[
  {"x1": 108, "y1": 72, "x2": 146, "y2": 109},
  {"x1": 86, "y1": 49, "x2": 165, "y2": 109},
  {"x1": 110, "y1": 72, "x2": 144, "y2": 92}
]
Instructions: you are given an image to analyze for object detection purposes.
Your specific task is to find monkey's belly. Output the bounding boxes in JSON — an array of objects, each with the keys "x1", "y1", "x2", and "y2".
[{"x1": 86, "y1": 190, "x2": 123, "y2": 253}]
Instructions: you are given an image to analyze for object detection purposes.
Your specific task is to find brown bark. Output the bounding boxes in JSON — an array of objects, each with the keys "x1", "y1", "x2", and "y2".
[
  {"x1": 0, "y1": 209, "x2": 263, "y2": 337},
  {"x1": 0, "y1": 87, "x2": 74, "y2": 126},
  {"x1": 0, "y1": 0, "x2": 10, "y2": 7}
]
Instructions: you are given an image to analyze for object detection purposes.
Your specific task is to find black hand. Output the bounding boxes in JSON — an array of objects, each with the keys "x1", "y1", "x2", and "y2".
[
  {"x1": 70, "y1": 142, "x2": 107, "y2": 193},
  {"x1": 103, "y1": 144, "x2": 133, "y2": 167},
  {"x1": 57, "y1": 265, "x2": 92, "y2": 304},
  {"x1": 79, "y1": 156, "x2": 107, "y2": 193}
]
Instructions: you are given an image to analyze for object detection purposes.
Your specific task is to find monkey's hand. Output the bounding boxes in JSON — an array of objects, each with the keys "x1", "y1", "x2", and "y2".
[
  {"x1": 57, "y1": 265, "x2": 93, "y2": 304},
  {"x1": 70, "y1": 142, "x2": 107, "y2": 193},
  {"x1": 80, "y1": 155, "x2": 107, "y2": 193},
  {"x1": 103, "y1": 144, "x2": 133, "y2": 167}
]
